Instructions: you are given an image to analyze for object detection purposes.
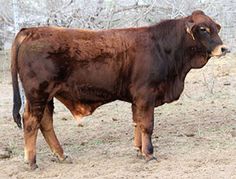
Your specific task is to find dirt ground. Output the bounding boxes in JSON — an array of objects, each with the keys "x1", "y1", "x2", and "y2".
[{"x1": 0, "y1": 54, "x2": 235, "y2": 179}]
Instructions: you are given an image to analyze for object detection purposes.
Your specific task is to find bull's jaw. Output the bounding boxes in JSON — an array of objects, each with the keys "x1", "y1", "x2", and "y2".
[{"x1": 190, "y1": 54, "x2": 209, "y2": 69}]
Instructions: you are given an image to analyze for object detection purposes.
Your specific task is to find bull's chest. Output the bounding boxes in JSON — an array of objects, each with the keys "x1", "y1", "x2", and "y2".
[{"x1": 155, "y1": 77, "x2": 185, "y2": 106}]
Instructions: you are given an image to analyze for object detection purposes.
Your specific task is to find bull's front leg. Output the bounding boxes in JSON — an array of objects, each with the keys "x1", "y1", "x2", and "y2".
[{"x1": 132, "y1": 101, "x2": 155, "y2": 161}]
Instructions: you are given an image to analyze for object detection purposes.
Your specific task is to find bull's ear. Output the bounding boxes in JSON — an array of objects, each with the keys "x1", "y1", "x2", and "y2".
[
  {"x1": 192, "y1": 10, "x2": 205, "y2": 16},
  {"x1": 216, "y1": 23, "x2": 221, "y2": 32},
  {"x1": 186, "y1": 22, "x2": 195, "y2": 40}
]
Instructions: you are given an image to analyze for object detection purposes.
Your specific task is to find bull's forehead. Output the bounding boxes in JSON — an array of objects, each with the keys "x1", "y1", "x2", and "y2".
[{"x1": 192, "y1": 14, "x2": 217, "y2": 27}]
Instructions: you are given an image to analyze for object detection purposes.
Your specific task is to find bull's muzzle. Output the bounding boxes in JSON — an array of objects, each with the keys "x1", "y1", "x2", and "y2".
[{"x1": 211, "y1": 44, "x2": 230, "y2": 57}]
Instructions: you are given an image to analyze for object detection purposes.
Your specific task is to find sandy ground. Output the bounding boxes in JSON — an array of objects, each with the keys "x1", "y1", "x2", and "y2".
[{"x1": 0, "y1": 54, "x2": 235, "y2": 179}]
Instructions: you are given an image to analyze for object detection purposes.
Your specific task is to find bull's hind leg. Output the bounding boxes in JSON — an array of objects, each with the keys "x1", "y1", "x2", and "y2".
[
  {"x1": 39, "y1": 100, "x2": 70, "y2": 163},
  {"x1": 23, "y1": 100, "x2": 45, "y2": 170}
]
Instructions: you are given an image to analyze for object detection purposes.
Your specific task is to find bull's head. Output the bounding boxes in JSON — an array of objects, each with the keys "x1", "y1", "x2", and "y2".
[{"x1": 186, "y1": 10, "x2": 230, "y2": 58}]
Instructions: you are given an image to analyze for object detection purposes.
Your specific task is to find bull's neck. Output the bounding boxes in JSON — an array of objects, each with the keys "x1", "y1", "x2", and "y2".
[
  {"x1": 153, "y1": 21, "x2": 192, "y2": 79},
  {"x1": 150, "y1": 20, "x2": 199, "y2": 105}
]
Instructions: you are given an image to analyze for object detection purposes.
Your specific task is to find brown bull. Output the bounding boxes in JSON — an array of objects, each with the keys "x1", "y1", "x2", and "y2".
[{"x1": 11, "y1": 10, "x2": 229, "y2": 169}]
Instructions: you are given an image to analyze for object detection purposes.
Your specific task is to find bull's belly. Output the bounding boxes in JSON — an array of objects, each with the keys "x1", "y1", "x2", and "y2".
[
  {"x1": 55, "y1": 85, "x2": 116, "y2": 121},
  {"x1": 72, "y1": 85, "x2": 116, "y2": 102}
]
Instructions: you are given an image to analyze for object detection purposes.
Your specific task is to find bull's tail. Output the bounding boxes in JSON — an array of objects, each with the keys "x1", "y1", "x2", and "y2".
[{"x1": 11, "y1": 29, "x2": 27, "y2": 128}]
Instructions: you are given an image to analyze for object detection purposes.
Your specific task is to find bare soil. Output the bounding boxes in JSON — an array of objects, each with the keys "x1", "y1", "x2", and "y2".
[{"x1": 0, "y1": 54, "x2": 235, "y2": 179}]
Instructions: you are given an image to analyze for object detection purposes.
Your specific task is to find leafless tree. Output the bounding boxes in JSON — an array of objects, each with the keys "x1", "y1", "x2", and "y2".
[{"x1": 0, "y1": 0, "x2": 235, "y2": 50}]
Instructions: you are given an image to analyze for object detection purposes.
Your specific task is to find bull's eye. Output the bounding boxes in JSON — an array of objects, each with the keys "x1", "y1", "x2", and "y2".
[
  {"x1": 200, "y1": 27, "x2": 210, "y2": 33},
  {"x1": 200, "y1": 27, "x2": 206, "y2": 32}
]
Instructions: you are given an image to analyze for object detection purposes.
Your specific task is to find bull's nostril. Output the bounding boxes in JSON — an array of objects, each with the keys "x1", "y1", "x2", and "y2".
[
  {"x1": 221, "y1": 47, "x2": 230, "y2": 53},
  {"x1": 221, "y1": 47, "x2": 227, "y2": 53}
]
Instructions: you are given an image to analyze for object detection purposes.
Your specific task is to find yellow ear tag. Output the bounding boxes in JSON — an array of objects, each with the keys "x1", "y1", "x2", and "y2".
[{"x1": 186, "y1": 27, "x2": 195, "y2": 41}]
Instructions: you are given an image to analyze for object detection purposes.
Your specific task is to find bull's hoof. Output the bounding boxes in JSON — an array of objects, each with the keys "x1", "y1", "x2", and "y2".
[
  {"x1": 146, "y1": 156, "x2": 157, "y2": 161},
  {"x1": 24, "y1": 160, "x2": 39, "y2": 170},
  {"x1": 59, "y1": 155, "x2": 73, "y2": 164},
  {"x1": 30, "y1": 163, "x2": 38, "y2": 170},
  {"x1": 52, "y1": 155, "x2": 73, "y2": 164},
  {"x1": 134, "y1": 146, "x2": 142, "y2": 157},
  {"x1": 144, "y1": 155, "x2": 157, "y2": 163},
  {"x1": 136, "y1": 152, "x2": 143, "y2": 159}
]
